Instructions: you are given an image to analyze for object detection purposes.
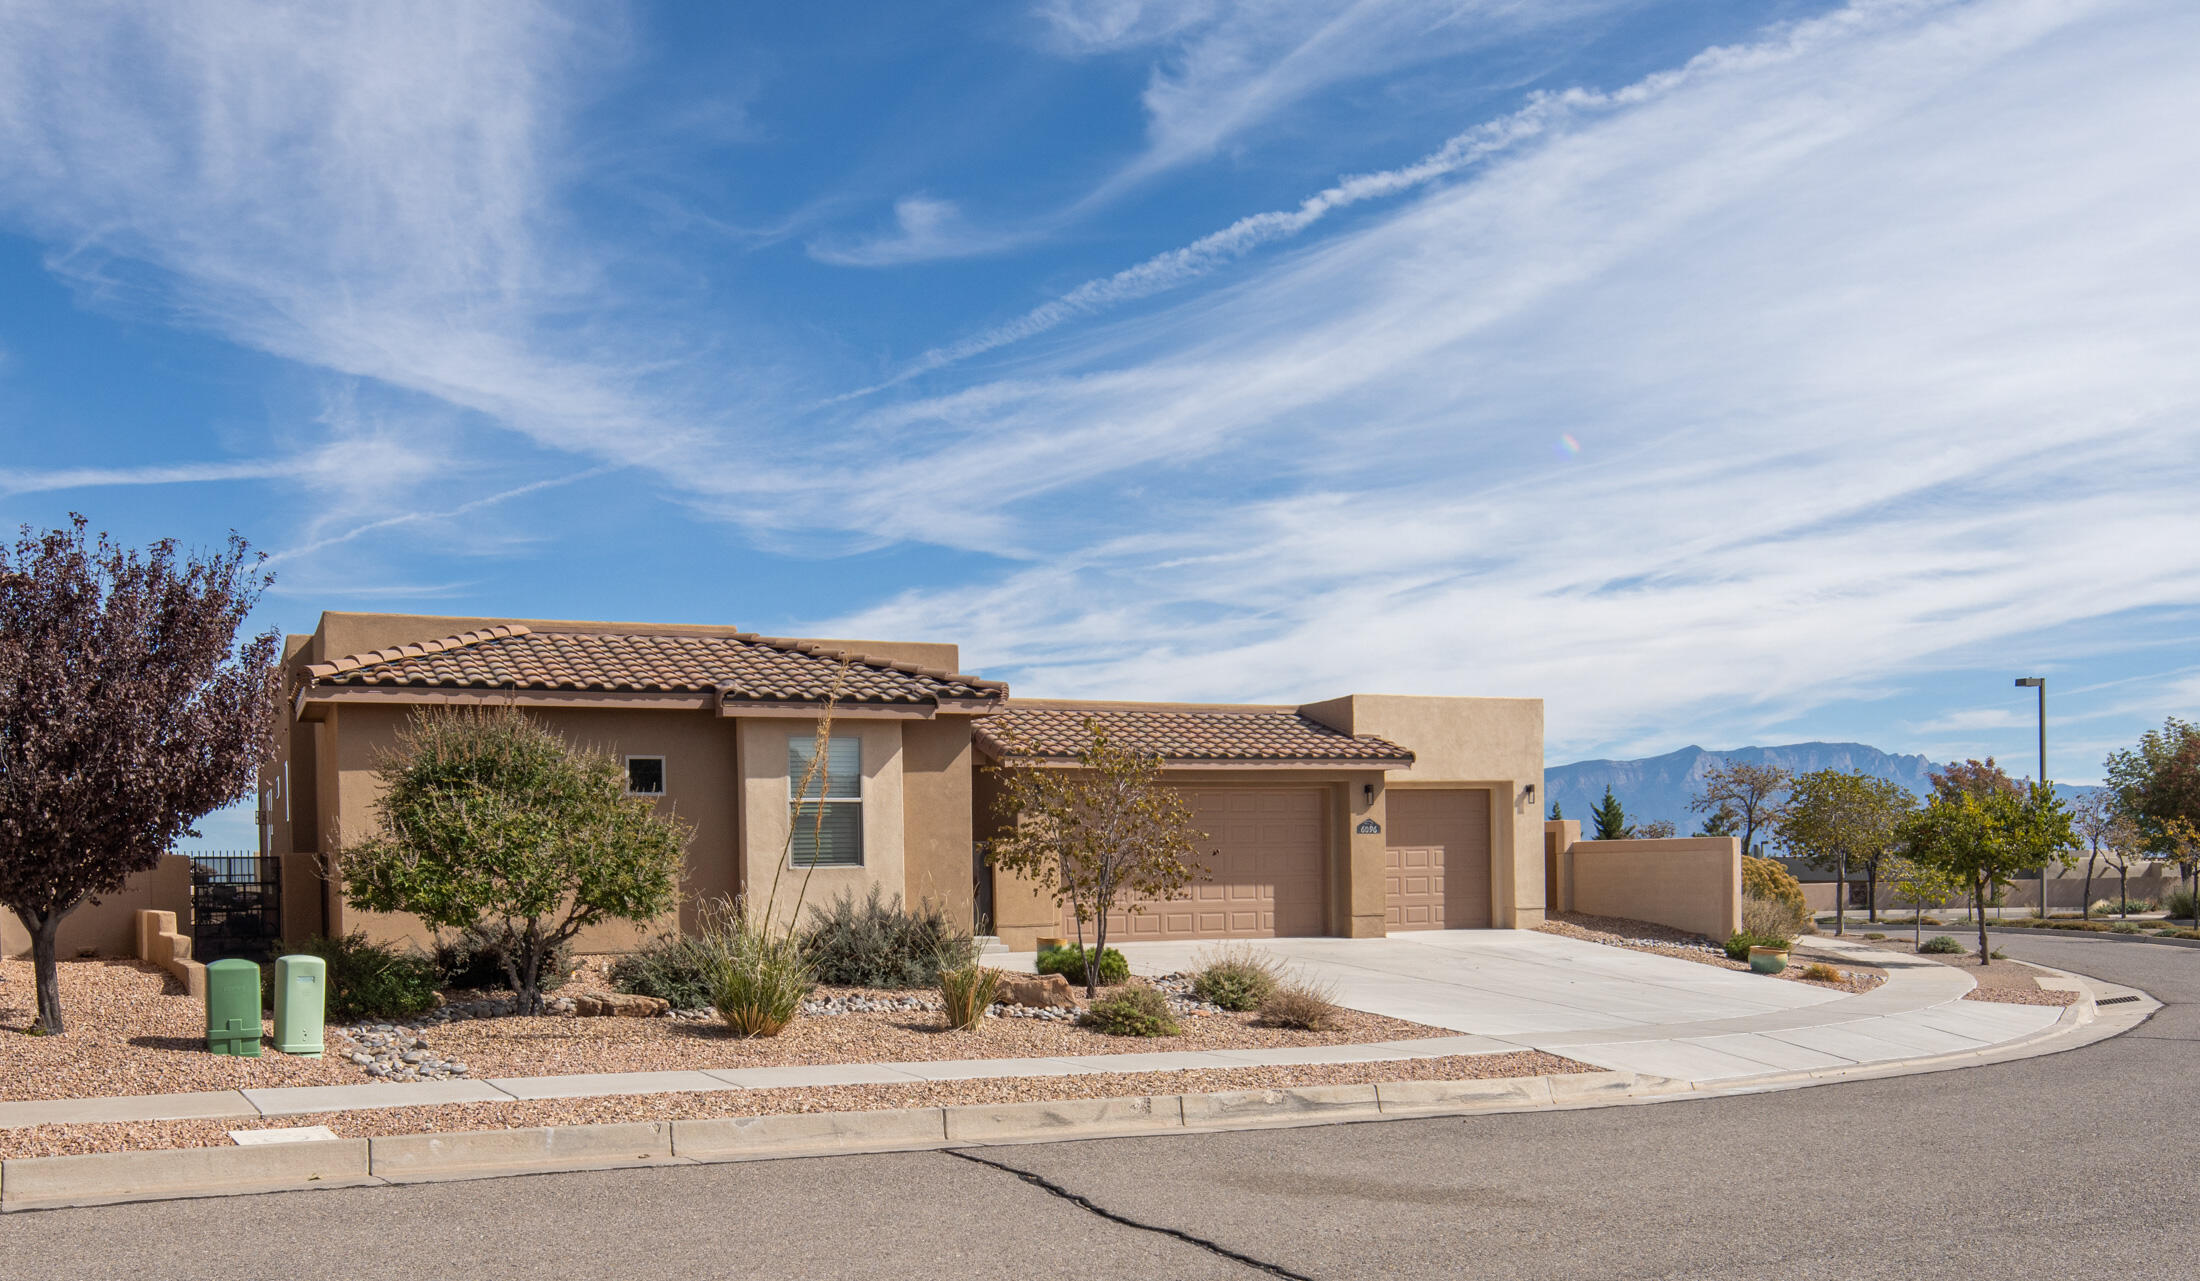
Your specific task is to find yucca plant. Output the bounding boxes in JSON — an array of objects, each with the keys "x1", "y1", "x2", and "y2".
[
  {"x1": 938, "y1": 964, "x2": 1001, "y2": 1032},
  {"x1": 708, "y1": 908, "x2": 814, "y2": 1038}
]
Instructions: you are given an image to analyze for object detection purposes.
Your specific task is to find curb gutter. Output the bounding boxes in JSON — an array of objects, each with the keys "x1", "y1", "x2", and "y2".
[{"x1": 0, "y1": 978, "x2": 2155, "y2": 1214}]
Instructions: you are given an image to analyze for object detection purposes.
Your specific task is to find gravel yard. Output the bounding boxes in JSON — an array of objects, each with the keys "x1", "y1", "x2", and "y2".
[
  {"x1": 1536, "y1": 914, "x2": 1888, "y2": 995},
  {"x1": 1850, "y1": 938, "x2": 2082, "y2": 1006},
  {"x1": 0, "y1": 1050, "x2": 1594, "y2": 1159}
]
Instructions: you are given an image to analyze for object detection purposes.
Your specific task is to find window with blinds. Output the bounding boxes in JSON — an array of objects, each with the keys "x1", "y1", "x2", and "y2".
[{"x1": 788, "y1": 735, "x2": 863, "y2": 867}]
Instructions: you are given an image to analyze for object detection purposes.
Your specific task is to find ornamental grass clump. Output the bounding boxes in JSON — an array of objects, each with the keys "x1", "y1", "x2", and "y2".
[
  {"x1": 938, "y1": 964, "x2": 1002, "y2": 1032},
  {"x1": 1257, "y1": 976, "x2": 1342, "y2": 1031},
  {"x1": 1798, "y1": 962, "x2": 1844, "y2": 984},
  {"x1": 709, "y1": 911, "x2": 814, "y2": 1038},
  {"x1": 1191, "y1": 945, "x2": 1281, "y2": 1011},
  {"x1": 1080, "y1": 985, "x2": 1179, "y2": 1037}
]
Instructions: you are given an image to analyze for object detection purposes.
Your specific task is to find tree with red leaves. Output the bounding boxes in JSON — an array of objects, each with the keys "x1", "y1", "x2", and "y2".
[{"x1": 0, "y1": 517, "x2": 279, "y2": 1034}]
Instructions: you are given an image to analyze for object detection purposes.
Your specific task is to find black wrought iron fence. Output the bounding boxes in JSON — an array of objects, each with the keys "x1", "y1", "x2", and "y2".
[{"x1": 189, "y1": 852, "x2": 282, "y2": 963}]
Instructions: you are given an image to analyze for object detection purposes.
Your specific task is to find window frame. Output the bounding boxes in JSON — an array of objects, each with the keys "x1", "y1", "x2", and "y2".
[
  {"x1": 787, "y1": 734, "x2": 864, "y2": 869},
  {"x1": 623, "y1": 755, "x2": 667, "y2": 798}
]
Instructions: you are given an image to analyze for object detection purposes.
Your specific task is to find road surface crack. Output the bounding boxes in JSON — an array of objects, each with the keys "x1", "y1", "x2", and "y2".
[{"x1": 946, "y1": 1148, "x2": 1318, "y2": 1280}]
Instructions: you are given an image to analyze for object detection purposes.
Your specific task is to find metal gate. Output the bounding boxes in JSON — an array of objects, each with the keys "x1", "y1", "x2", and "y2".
[{"x1": 191, "y1": 853, "x2": 282, "y2": 963}]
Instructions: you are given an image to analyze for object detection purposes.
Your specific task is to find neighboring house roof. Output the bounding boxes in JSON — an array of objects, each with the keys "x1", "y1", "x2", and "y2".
[
  {"x1": 975, "y1": 703, "x2": 1413, "y2": 768},
  {"x1": 302, "y1": 625, "x2": 1005, "y2": 707}
]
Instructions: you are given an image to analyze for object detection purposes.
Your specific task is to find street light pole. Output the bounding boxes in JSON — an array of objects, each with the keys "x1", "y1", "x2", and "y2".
[{"x1": 2016, "y1": 677, "x2": 2046, "y2": 918}]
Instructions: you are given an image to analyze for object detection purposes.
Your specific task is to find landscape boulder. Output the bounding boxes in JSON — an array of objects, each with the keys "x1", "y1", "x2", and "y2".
[
  {"x1": 994, "y1": 972, "x2": 1077, "y2": 1009},
  {"x1": 571, "y1": 992, "x2": 671, "y2": 1018}
]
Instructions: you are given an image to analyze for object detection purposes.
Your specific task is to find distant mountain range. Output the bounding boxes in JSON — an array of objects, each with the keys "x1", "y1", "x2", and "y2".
[{"x1": 1547, "y1": 742, "x2": 2095, "y2": 846}]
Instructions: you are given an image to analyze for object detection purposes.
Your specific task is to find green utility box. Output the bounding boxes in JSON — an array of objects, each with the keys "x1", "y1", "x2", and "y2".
[
  {"x1": 205, "y1": 958, "x2": 263, "y2": 1057},
  {"x1": 274, "y1": 954, "x2": 327, "y2": 1057}
]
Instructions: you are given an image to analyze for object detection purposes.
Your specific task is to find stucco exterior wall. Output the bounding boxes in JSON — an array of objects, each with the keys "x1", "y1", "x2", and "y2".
[
  {"x1": 900, "y1": 718, "x2": 977, "y2": 926},
  {"x1": 738, "y1": 717, "x2": 906, "y2": 935},
  {"x1": 2, "y1": 854, "x2": 194, "y2": 959},
  {"x1": 1567, "y1": 835, "x2": 1742, "y2": 940}
]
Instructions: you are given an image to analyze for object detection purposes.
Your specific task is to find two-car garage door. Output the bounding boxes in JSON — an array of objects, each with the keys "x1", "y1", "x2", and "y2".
[{"x1": 1071, "y1": 788, "x2": 1326, "y2": 941}]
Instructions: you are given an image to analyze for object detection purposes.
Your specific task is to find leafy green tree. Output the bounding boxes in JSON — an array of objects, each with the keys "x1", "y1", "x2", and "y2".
[
  {"x1": 986, "y1": 722, "x2": 1210, "y2": 997},
  {"x1": 2104, "y1": 719, "x2": 2200, "y2": 918},
  {"x1": 341, "y1": 708, "x2": 689, "y2": 1013},
  {"x1": 1689, "y1": 761, "x2": 1792, "y2": 859},
  {"x1": 1777, "y1": 770, "x2": 1915, "y2": 935},
  {"x1": 1898, "y1": 781, "x2": 2076, "y2": 963},
  {"x1": 1590, "y1": 786, "x2": 1634, "y2": 840},
  {"x1": 0, "y1": 517, "x2": 280, "y2": 1035},
  {"x1": 1887, "y1": 850, "x2": 1963, "y2": 949},
  {"x1": 1696, "y1": 801, "x2": 1741, "y2": 839}
]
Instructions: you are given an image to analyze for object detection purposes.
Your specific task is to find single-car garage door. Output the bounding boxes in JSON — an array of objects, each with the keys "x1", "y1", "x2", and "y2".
[
  {"x1": 1385, "y1": 789, "x2": 1492, "y2": 930},
  {"x1": 1069, "y1": 788, "x2": 1326, "y2": 941}
]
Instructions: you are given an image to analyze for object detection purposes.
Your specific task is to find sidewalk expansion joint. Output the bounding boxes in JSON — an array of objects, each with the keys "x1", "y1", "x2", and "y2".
[{"x1": 945, "y1": 1148, "x2": 1316, "y2": 1281}]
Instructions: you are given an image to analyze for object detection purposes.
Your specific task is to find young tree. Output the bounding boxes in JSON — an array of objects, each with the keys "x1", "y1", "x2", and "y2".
[
  {"x1": 1778, "y1": 770, "x2": 1915, "y2": 935},
  {"x1": 1887, "y1": 851, "x2": 1963, "y2": 950},
  {"x1": 1898, "y1": 781, "x2": 2076, "y2": 963},
  {"x1": 1695, "y1": 801, "x2": 1742, "y2": 839},
  {"x1": 1590, "y1": 786, "x2": 1634, "y2": 840},
  {"x1": 1548, "y1": 801, "x2": 1564, "y2": 821},
  {"x1": 986, "y1": 722, "x2": 1210, "y2": 997},
  {"x1": 1638, "y1": 819, "x2": 1678, "y2": 839},
  {"x1": 2072, "y1": 792, "x2": 2127, "y2": 917},
  {"x1": 340, "y1": 708, "x2": 688, "y2": 1013},
  {"x1": 0, "y1": 518, "x2": 278, "y2": 1035},
  {"x1": 1688, "y1": 761, "x2": 1792, "y2": 860},
  {"x1": 2105, "y1": 719, "x2": 2200, "y2": 919}
]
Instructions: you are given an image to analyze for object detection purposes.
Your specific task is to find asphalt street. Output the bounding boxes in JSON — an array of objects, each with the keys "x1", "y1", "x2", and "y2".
[{"x1": 1, "y1": 931, "x2": 2190, "y2": 1281}]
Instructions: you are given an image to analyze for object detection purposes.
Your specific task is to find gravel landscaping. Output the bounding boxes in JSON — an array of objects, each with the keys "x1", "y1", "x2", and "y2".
[
  {"x1": 1536, "y1": 914, "x2": 1888, "y2": 994},
  {"x1": 0, "y1": 1050, "x2": 1595, "y2": 1159},
  {"x1": 1851, "y1": 938, "x2": 2082, "y2": 1006}
]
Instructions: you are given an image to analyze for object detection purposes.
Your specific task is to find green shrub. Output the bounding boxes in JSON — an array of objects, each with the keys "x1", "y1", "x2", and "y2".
[
  {"x1": 711, "y1": 916, "x2": 814, "y2": 1037},
  {"x1": 2165, "y1": 889, "x2": 2199, "y2": 921},
  {"x1": 436, "y1": 926, "x2": 571, "y2": 996},
  {"x1": 2111, "y1": 922, "x2": 2142, "y2": 934},
  {"x1": 1190, "y1": 945, "x2": 1281, "y2": 1011},
  {"x1": 1080, "y1": 985, "x2": 1179, "y2": 1037},
  {"x1": 1037, "y1": 943, "x2": 1129, "y2": 987},
  {"x1": 609, "y1": 933, "x2": 719, "y2": 1010},
  {"x1": 1864, "y1": 932, "x2": 1886, "y2": 940},
  {"x1": 1257, "y1": 977, "x2": 1342, "y2": 1031},
  {"x1": 939, "y1": 965, "x2": 1002, "y2": 1031},
  {"x1": 1919, "y1": 935, "x2": 1966, "y2": 955},
  {"x1": 2087, "y1": 899, "x2": 2115, "y2": 917},
  {"x1": 1723, "y1": 932, "x2": 1789, "y2": 962},
  {"x1": 800, "y1": 886, "x2": 975, "y2": 989},
  {"x1": 304, "y1": 932, "x2": 441, "y2": 1021}
]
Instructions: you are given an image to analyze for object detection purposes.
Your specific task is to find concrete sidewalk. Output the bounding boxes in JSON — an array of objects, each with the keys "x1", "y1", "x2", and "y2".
[{"x1": 0, "y1": 935, "x2": 2135, "y2": 1132}]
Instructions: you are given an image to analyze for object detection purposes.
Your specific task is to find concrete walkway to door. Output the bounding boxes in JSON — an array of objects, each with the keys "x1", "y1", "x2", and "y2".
[{"x1": 1002, "y1": 930, "x2": 2081, "y2": 1085}]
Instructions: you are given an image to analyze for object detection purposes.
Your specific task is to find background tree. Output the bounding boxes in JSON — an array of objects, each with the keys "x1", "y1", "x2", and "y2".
[
  {"x1": 2072, "y1": 792, "x2": 2131, "y2": 917},
  {"x1": 986, "y1": 723, "x2": 1210, "y2": 996},
  {"x1": 1689, "y1": 761, "x2": 1792, "y2": 860},
  {"x1": 341, "y1": 708, "x2": 688, "y2": 1014},
  {"x1": 1777, "y1": 770, "x2": 1915, "y2": 935},
  {"x1": 1696, "y1": 801, "x2": 1741, "y2": 839},
  {"x1": 1590, "y1": 786, "x2": 1634, "y2": 840},
  {"x1": 0, "y1": 517, "x2": 278, "y2": 1035},
  {"x1": 1638, "y1": 819, "x2": 1678, "y2": 839},
  {"x1": 1548, "y1": 801, "x2": 1563, "y2": 821},
  {"x1": 2105, "y1": 719, "x2": 2200, "y2": 918},
  {"x1": 1898, "y1": 781, "x2": 2076, "y2": 963},
  {"x1": 1931, "y1": 757, "x2": 2021, "y2": 804}
]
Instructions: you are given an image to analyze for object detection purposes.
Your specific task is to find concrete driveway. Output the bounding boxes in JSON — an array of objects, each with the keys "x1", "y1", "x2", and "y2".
[{"x1": 1095, "y1": 930, "x2": 1846, "y2": 1037}]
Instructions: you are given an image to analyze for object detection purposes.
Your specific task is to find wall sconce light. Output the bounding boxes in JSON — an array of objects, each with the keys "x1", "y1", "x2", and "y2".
[
  {"x1": 1362, "y1": 783, "x2": 1375, "y2": 806},
  {"x1": 1523, "y1": 782, "x2": 1537, "y2": 804}
]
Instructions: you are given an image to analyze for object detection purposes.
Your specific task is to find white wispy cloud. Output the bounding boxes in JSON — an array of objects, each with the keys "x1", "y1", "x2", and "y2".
[{"x1": 806, "y1": 194, "x2": 1040, "y2": 267}]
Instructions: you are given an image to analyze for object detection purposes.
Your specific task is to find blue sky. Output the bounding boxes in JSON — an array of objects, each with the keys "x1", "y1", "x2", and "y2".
[{"x1": 1, "y1": 0, "x2": 2196, "y2": 850}]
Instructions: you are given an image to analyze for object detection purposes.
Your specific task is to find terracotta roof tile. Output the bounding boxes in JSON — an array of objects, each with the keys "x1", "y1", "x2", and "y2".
[
  {"x1": 305, "y1": 626, "x2": 1005, "y2": 706},
  {"x1": 976, "y1": 704, "x2": 1412, "y2": 766}
]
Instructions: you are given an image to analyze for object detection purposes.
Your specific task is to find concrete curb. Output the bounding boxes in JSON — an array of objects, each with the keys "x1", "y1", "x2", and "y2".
[
  {"x1": 0, "y1": 1138, "x2": 372, "y2": 1212},
  {"x1": 674, "y1": 1107, "x2": 950, "y2": 1161},
  {"x1": 369, "y1": 1121, "x2": 682, "y2": 1184}
]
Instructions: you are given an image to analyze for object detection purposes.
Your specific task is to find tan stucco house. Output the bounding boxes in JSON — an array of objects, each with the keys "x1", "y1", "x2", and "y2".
[{"x1": 261, "y1": 611, "x2": 1557, "y2": 952}]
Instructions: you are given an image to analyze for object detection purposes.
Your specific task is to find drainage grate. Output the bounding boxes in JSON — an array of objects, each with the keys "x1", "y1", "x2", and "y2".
[{"x1": 2098, "y1": 995, "x2": 2140, "y2": 1006}]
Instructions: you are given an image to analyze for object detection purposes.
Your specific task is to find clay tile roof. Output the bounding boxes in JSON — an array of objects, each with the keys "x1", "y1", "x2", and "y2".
[
  {"x1": 975, "y1": 704, "x2": 1413, "y2": 767},
  {"x1": 305, "y1": 625, "x2": 1005, "y2": 705}
]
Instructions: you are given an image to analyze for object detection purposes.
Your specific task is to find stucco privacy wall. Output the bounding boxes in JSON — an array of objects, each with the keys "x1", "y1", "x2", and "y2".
[
  {"x1": 1300, "y1": 694, "x2": 1546, "y2": 929},
  {"x1": 1563, "y1": 835, "x2": 1743, "y2": 940},
  {"x1": 1, "y1": 854, "x2": 194, "y2": 960}
]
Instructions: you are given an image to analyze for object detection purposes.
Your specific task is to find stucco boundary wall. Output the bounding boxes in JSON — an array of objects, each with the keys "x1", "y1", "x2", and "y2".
[
  {"x1": 134, "y1": 910, "x2": 208, "y2": 1000},
  {"x1": 1547, "y1": 825, "x2": 1741, "y2": 941},
  {"x1": 1799, "y1": 871, "x2": 2186, "y2": 916},
  {"x1": 0, "y1": 854, "x2": 195, "y2": 962}
]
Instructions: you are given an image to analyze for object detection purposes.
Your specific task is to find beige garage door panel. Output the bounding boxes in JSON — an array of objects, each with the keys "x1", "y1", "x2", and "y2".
[
  {"x1": 1068, "y1": 787, "x2": 1326, "y2": 942},
  {"x1": 1385, "y1": 789, "x2": 1492, "y2": 930}
]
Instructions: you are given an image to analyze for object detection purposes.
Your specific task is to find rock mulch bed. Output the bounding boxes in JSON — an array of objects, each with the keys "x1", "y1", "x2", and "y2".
[
  {"x1": 1855, "y1": 939, "x2": 2082, "y2": 1006},
  {"x1": 0, "y1": 1050, "x2": 1596, "y2": 1159},
  {"x1": 1537, "y1": 914, "x2": 1887, "y2": 994}
]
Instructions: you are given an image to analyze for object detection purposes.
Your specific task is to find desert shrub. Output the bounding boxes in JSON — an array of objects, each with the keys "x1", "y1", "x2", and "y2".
[
  {"x1": 711, "y1": 916, "x2": 814, "y2": 1037},
  {"x1": 304, "y1": 932, "x2": 441, "y2": 1021},
  {"x1": 1798, "y1": 962, "x2": 1844, "y2": 983},
  {"x1": 801, "y1": 886, "x2": 975, "y2": 989},
  {"x1": 1742, "y1": 856, "x2": 1809, "y2": 921},
  {"x1": 1919, "y1": 935, "x2": 1966, "y2": 955},
  {"x1": 1741, "y1": 895, "x2": 1804, "y2": 942},
  {"x1": 1917, "y1": 916, "x2": 1943, "y2": 926},
  {"x1": 1037, "y1": 943, "x2": 1129, "y2": 987},
  {"x1": 2111, "y1": 922, "x2": 2142, "y2": 934},
  {"x1": 436, "y1": 926, "x2": 571, "y2": 997},
  {"x1": 2088, "y1": 900, "x2": 2115, "y2": 917},
  {"x1": 1723, "y1": 931, "x2": 1789, "y2": 962},
  {"x1": 2165, "y1": 889, "x2": 2199, "y2": 921},
  {"x1": 1864, "y1": 932, "x2": 1886, "y2": 940},
  {"x1": 609, "y1": 933, "x2": 719, "y2": 1010},
  {"x1": 1191, "y1": 945, "x2": 1281, "y2": 1011},
  {"x1": 1080, "y1": 985, "x2": 1179, "y2": 1037},
  {"x1": 1258, "y1": 977, "x2": 1342, "y2": 1031},
  {"x1": 939, "y1": 965, "x2": 1001, "y2": 1032}
]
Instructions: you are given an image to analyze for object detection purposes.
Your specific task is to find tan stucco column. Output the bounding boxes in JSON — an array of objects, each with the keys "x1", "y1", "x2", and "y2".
[{"x1": 1339, "y1": 777, "x2": 1388, "y2": 937}]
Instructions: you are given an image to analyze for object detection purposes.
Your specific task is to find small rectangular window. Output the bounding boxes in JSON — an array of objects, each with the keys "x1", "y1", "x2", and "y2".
[
  {"x1": 625, "y1": 756, "x2": 665, "y2": 796},
  {"x1": 788, "y1": 736, "x2": 862, "y2": 867}
]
